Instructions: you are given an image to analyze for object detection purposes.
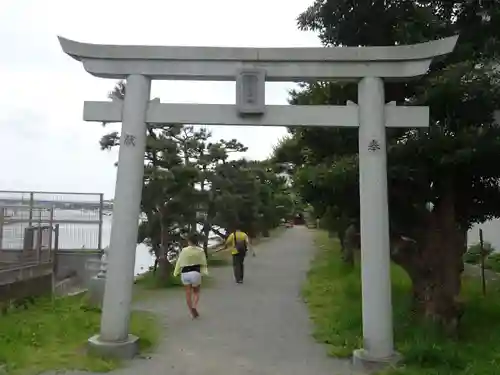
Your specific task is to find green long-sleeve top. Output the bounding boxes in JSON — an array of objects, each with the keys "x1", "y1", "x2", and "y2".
[{"x1": 173, "y1": 245, "x2": 209, "y2": 277}]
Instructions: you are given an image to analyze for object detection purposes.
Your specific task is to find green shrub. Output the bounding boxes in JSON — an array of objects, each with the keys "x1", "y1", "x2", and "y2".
[
  {"x1": 134, "y1": 268, "x2": 183, "y2": 289},
  {"x1": 306, "y1": 231, "x2": 500, "y2": 375},
  {"x1": 463, "y1": 242, "x2": 494, "y2": 264},
  {"x1": 484, "y1": 253, "x2": 500, "y2": 273}
]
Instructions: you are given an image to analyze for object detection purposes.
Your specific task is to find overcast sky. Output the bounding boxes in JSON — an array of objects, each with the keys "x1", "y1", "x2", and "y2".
[{"x1": 0, "y1": 0, "x2": 321, "y2": 199}]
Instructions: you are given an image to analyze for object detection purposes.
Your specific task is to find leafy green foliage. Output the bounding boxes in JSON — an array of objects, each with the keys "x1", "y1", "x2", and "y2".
[
  {"x1": 463, "y1": 242, "x2": 494, "y2": 264},
  {"x1": 307, "y1": 231, "x2": 500, "y2": 375},
  {"x1": 100, "y1": 80, "x2": 294, "y2": 278},
  {"x1": 484, "y1": 253, "x2": 500, "y2": 273},
  {"x1": 209, "y1": 159, "x2": 294, "y2": 237},
  {"x1": 272, "y1": 0, "x2": 500, "y2": 327},
  {"x1": 134, "y1": 267, "x2": 184, "y2": 289},
  {"x1": 463, "y1": 242, "x2": 500, "y2": 274}
]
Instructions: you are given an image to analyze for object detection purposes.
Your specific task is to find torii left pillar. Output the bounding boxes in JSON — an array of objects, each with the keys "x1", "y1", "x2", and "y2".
[{"x1": 88, "y1": 75, "x2": 151, "y2": 357}]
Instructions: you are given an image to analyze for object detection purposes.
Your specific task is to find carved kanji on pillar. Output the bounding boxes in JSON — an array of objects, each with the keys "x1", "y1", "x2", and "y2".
[
  {"x1": 124, "y1": 133, "x2": 136, "y2": 147},
  {"x1": 368, "y1": 139, "x2": 381, "y2": 152}
]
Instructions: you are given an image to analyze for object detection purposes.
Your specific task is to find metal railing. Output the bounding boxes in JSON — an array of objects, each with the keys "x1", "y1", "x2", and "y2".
[
  {"x1": 0, "y1": 206, "x2": 56, "y2": 270},
  {"x1": 0, "y1": 190, "x2": 105, "y2": 251},
  {"x1": 0, "y1": 208, "x2": 56, "y2": 299}
]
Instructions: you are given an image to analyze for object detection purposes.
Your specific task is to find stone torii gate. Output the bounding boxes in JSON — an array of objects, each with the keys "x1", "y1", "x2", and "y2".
[{"x1": 58, "y1": 35, "x2": 458, "y2": 367}]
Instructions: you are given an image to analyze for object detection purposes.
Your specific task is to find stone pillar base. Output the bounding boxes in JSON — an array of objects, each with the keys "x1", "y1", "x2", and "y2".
[
  {"x1": 352, "y1": 349, "x2": 401, "y2": 372},
  {"x1": 88, "y1": 334, "x2": 139, "y2": 359}
]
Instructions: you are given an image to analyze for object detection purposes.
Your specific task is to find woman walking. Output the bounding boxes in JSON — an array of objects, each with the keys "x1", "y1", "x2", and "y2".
[{"x1": 173, "y1": 233, "x2": 208, "y2": 319}]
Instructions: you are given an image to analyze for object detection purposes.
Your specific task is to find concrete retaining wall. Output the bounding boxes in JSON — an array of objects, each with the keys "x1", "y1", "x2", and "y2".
[
  {"x1": 0, "y1": 264, "x2": 53, "y2": 304},
  {"x1": 55, "y1": 250, "x2": 101, "y2": 283},
  {"x1": 0, "y1": 249, "x2": 101, "y2": 285}
]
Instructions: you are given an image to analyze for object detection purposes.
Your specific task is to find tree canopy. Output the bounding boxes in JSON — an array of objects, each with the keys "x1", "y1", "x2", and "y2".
[
  {"x1": 272, "y1": 0, "x2": 500, "y2": 329},
  {"x1": 100, "y1": 81, "x2": 295, "y2": 279}
]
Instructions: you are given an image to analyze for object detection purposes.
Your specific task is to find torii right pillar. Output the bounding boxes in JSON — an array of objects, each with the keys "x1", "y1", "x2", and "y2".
[
  {"x1": 354, "y1": 75, "x2": 397, "y2": 368},
  {"x1": 353, "y1": 45, "x2": 457, "y2": 369}
]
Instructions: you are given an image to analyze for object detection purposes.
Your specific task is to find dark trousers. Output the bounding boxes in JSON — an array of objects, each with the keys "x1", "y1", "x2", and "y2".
[{"x1": 232, "y1": 252, "x2": 246, "y2": 282}]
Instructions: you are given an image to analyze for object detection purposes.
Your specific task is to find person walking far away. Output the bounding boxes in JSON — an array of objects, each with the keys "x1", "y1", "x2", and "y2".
[
  {"x1": 224, "y1": 227, "x2": 254, "y2": 284},
  {"x1": 173, "y1": 233, "x2": 208, "y2": 319}
]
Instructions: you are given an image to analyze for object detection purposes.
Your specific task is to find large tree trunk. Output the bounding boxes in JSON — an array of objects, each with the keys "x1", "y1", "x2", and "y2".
[
  {"x1": 157, "y1": 255, "x2": 172, "y2": 282},
  {"x1": 262, "y1": 227, "x2": 270, "y2": 237},
  {"x1": 198, "y1": 221, "x2": 227, "y2": 240},
  {"x1": 247, "y1": 225, "x2": 258, "y2": 239},
  {"x1": 414, "y1": 195, "x2": 465, "y2": 334},
  {"x1": 338, "y1": 229, "x2": 346, "y2": 249},
  {"x1": 391, "y1": 192, "x2": 465, "y2": 335},
  {"x1": 152, "y1": 245, "x2": 160, "y2": 274},
  {"x1": 202, "y1": 221, "x2": 210, "y2": 257},
  {"x1": 158, "y1": 210, "x2": 173, "y2": 283},
  {"x1": 342, "y1": 223, "x2": 358, "y2": 266},
  {"x1": 200, "y1": 171, "x2": 209, "y2": 257}
]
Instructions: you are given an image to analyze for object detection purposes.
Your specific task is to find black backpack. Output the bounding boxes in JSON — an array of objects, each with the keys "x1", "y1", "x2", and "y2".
[{"x1": 233, "y1": 232, "x2": 248, "y2": 256}]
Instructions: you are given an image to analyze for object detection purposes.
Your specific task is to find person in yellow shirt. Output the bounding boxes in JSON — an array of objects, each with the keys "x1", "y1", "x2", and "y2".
[
  {"x1": 173, "y1": 233, "x2": 208, "y2": 319},
  {"x1": 224, "y1": 227, "x2": 254, "y2": 284}
]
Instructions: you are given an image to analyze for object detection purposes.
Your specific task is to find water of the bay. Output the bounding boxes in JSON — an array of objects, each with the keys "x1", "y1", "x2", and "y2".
[{"x1": 101, "y1": 215, "x2": 219, "y2": 275}]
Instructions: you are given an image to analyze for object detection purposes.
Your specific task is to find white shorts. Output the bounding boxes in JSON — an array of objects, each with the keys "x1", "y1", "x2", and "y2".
[{"x1": 181, "y1": 271, "x2": 202, "y2": 286}]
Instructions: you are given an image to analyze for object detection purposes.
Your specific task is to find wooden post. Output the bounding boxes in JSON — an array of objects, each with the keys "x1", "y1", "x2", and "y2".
[{"x1": 479, "y1": 228, "x2": 486, "y2": 295}]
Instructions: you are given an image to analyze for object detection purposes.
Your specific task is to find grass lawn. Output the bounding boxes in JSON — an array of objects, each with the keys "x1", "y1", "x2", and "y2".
[
  {"x1": 304, "y1": 231, "x2": 500, "y2": 375},
  {"x1": 0, "y1": 294, "x2": 160, "y2": 375}
]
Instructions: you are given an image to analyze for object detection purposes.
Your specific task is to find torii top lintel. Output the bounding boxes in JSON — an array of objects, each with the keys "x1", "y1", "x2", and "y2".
[{"x1": 58, "y1": 35, "x2": 458, "y2": 82}]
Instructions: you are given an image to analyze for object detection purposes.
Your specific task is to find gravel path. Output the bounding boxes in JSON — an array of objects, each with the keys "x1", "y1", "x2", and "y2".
[{"x1": 50, "y1": 227, "x2": 355, "y2": 375}]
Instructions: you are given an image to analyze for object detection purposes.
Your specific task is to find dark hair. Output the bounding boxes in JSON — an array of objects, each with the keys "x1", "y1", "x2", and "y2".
[{"x1": 187, "y1": 232, "x2": 199, "y2": 245}]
